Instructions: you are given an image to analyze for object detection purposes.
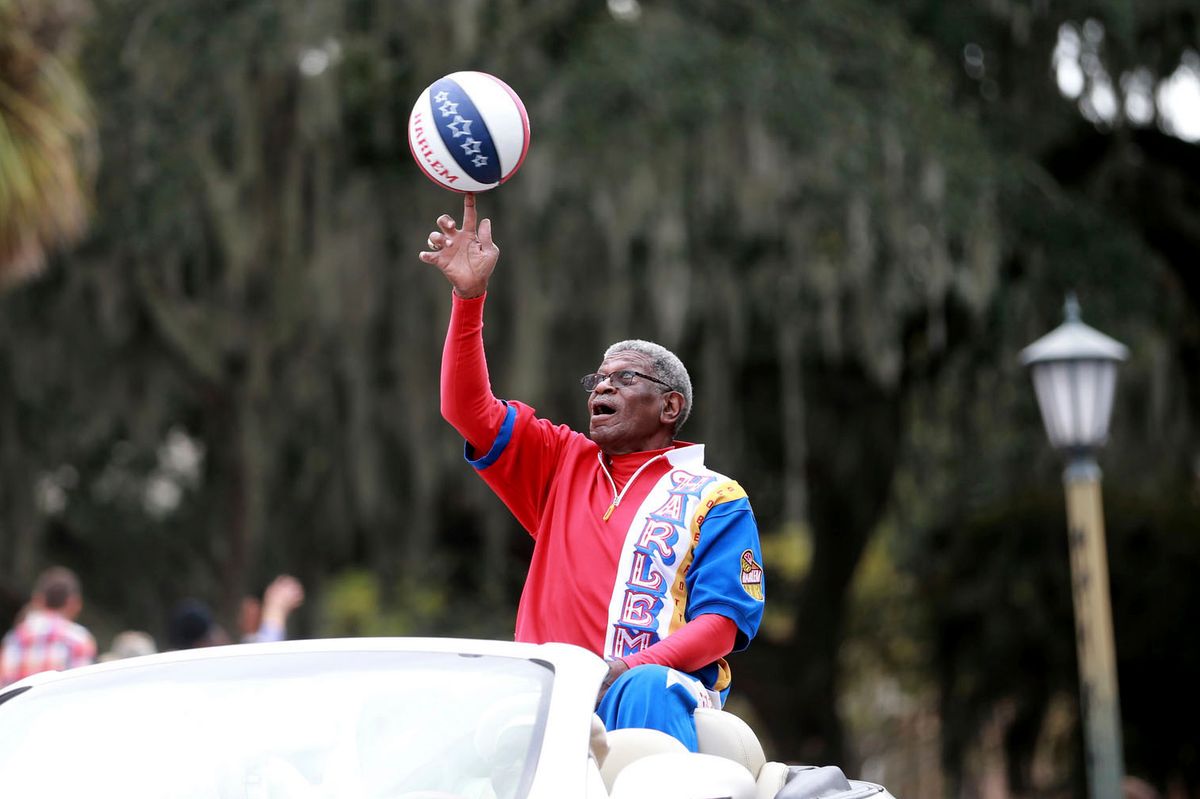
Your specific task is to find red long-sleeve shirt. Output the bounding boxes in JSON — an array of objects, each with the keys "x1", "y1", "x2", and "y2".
[{"x1": 441, "y1": 293, "x2": 752, "y2": 679}]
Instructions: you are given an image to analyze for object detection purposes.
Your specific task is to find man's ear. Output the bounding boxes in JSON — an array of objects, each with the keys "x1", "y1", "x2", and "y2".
[{"x1": 660, "y1": 392, "x2": 684, "y2": 426}]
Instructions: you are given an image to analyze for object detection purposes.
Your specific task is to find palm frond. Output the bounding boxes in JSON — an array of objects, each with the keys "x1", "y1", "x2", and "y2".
[{"x1": 0, "y1": 0, "x2": 96, "y2": 289}]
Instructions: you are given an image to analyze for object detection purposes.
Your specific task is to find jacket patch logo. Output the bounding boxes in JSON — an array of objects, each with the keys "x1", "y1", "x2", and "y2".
[{"x1": 740, "y1": 550, "x2": 764, "y2": 601}]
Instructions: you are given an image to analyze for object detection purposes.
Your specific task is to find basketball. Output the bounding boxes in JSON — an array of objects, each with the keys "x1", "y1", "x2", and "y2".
[{"x1": 407, "y1": 71, "x2": 531, "y2": 193}]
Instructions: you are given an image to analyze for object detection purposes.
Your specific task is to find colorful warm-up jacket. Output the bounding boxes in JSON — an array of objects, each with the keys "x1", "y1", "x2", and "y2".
[{"x1": 442, "y1": 293, "x2": 764, "y2": 692}]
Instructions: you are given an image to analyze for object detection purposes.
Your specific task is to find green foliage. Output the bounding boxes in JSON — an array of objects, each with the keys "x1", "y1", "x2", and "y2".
[
  {"x1": 318, "y1": 570, "x2": 429, "y2": 638},
  {"x1": 0, "y1": 0, "x2": 1197, "y2": 793},
  {"x1": 756, "y1": 522, "x2": 813, "y2": 641},
  {"x1": 894, "y1": 486, "x2": 1200, "y2": 794},
  {"x1": 0, "y1": 0, "x2": 94, "y2": 286}
]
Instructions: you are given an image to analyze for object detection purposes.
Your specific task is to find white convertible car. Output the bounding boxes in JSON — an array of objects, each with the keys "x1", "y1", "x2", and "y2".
[{"x1": 0, "y1": 637, "x2": 895, "y2": 799}]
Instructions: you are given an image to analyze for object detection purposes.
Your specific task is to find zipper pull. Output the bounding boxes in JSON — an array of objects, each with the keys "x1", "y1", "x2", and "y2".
[{"x1": 603, "y1": 499, "x2": 617, "y2": 521}]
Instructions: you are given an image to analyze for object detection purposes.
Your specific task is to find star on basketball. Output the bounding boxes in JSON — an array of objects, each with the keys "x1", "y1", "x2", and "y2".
[
  {"x1": 433, "y1": 91, "x2": 449, "y2": 103},
  {"x1": 460, "y1": 137, "x2": 482, "y2": 155},
  {"x1": 437, "y1": 99, "x2": 459, "y2": 117},
  {"x1": 447, "y1": 116, "x2": 474, "y2": 138},
  {"x1": 471, "y1": 155, "x2": 489, "y2": 168}
]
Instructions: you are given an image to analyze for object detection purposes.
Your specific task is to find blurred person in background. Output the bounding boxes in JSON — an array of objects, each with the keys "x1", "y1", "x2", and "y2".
[
  {"x1": 1, "y1": 566, "x2": 97, "y2": 686},
  {"x1": 166, "y1": 598, "x2": 230, "y2": 650},
  {"x1": 239, "y1": 574, "x2": 305, "y2": 643},
  {"x1": 167, "y1": 573, "x2": 304, "y2": 651},
  {"x1": 98, "y1": 630, "x2": 157, "y2": 662}
]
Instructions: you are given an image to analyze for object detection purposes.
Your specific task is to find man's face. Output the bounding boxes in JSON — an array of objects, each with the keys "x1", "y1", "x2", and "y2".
[{"x1": 587, "y1": 351, "x2": 677, "y2": 455}]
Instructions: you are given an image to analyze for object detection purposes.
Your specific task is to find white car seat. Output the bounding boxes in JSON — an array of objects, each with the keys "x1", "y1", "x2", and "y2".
[
  {"x1": 693, "y1": 708, "x2": 791, "y2": 799},
  {"x1": 601, "y1": 710, "x2": 882, "y2": 799},
  {"x1": 599, "y1": 727, "x2": 687, "y2": 793},
  {"x1": 694, "y1": 708, "x2": 766, "y2": 774},
  {"x1": 611, "y1": 751, "x2": 757, "y2": 799}
]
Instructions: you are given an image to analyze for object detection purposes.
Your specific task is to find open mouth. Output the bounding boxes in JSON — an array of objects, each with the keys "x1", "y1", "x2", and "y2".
[{"x1": 591, "y1": 400, "x2": 617, "y2": 417}]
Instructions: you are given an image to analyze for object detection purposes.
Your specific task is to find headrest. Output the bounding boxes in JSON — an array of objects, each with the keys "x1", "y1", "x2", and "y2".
[
  {"x1": 601, "y1": 727, "x2": 688, "y2": 793},
  {"x1": 610, "y1": 752, "x2": 756, "y2": 799},
  {"x1": 694, "y1": 708, "x2": 767, "y2": 777}
]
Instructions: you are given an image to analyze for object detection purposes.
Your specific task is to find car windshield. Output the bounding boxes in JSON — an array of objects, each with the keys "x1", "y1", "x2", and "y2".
[{"x1": 0, "y1": 649, "x2": 554, "y2": 799}]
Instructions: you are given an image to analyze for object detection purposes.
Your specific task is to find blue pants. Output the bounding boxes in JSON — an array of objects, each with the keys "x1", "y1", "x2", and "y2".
[{"x1": 595, "y1": 664, "x2": 710, "y2": 751}]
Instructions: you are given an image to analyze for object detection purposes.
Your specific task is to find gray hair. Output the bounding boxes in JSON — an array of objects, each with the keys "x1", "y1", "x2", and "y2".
[{"x1": 603, "y1": 339, "x2": 693, "y2": 433}]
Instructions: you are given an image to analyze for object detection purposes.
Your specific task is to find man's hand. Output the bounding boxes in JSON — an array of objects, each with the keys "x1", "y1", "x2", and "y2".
[
  {"x1": 597, "y1": 657, "x2": 629, "y2": 706},
  {"x1": 418, "y1": 193, "x2": 499, "y2": 299}
]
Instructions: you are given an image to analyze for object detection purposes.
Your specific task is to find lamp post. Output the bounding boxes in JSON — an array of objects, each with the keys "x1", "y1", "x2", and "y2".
[{"x1": 1020, "y1": 295, "x2": 1128, "y2": 799}]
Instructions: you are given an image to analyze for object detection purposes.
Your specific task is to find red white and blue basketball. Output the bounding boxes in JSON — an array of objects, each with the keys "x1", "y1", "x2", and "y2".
[{"x1": 407, "y1": 71, "x2": 531, "y2": 193}]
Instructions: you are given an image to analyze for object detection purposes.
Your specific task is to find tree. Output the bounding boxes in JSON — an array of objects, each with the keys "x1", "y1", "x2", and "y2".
[
  {"x1": 2, "y1": 4, "x2": 1197, "y2": 793},
  {"x1": 889, "y1": 1, "x2": 1200, "y2": 793},
  {"x1": 0, "y1": 0, "x2": 94, "y2": 287}
]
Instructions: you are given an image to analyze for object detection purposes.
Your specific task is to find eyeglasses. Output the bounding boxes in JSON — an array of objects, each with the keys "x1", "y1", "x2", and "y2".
[{"x1": 580, "y1": 369, "x2": 674, "y2": 392}]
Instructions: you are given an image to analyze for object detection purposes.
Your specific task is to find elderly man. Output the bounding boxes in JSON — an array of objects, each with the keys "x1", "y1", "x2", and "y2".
[
  {"x1": 1, "y1": 566, "x2": 96, "y2": 686},
  {"x1": 420, "y1": 196, "x2": 765, "y2": 750}
]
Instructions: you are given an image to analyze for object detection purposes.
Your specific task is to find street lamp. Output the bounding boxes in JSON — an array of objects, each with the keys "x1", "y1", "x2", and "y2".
[{"x1": 1021, "y1": 295, "x2": 1128, "y2": 799}]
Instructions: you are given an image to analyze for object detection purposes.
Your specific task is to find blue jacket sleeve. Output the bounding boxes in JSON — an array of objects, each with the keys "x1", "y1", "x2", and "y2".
[{"x1": 684, "y1": 496, "x2": 765, "y2": 652}]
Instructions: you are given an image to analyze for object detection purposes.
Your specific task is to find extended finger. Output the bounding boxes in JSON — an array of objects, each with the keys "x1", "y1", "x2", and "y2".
[
  {"x1": 418, "y1": 250, "x2": 440, "y2": 264},
  {"x1": 462, "y1": 193, "x2": 477, "y2": 234},
  {"x1": 477, "y1": 218, "x2": 493, "y2": 247}
]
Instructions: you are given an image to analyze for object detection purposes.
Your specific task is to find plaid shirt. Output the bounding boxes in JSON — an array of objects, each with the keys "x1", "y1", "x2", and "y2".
[{"x1": 1, "y1": 609, "x2": 97, "y2": 687}]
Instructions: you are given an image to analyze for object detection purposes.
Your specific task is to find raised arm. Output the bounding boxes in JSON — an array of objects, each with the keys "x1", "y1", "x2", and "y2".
[
  {"x1": 253, "y1": 574, "x2": 305, "y2": 643},
  {"x1": 421, "y1": 195, "x2": 508, "y2": 450}
]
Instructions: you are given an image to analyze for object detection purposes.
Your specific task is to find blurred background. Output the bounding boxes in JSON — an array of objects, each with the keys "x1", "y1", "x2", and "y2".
[{"x1": 1, "y1": 0, "x2": 1198, "y2": 796}]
